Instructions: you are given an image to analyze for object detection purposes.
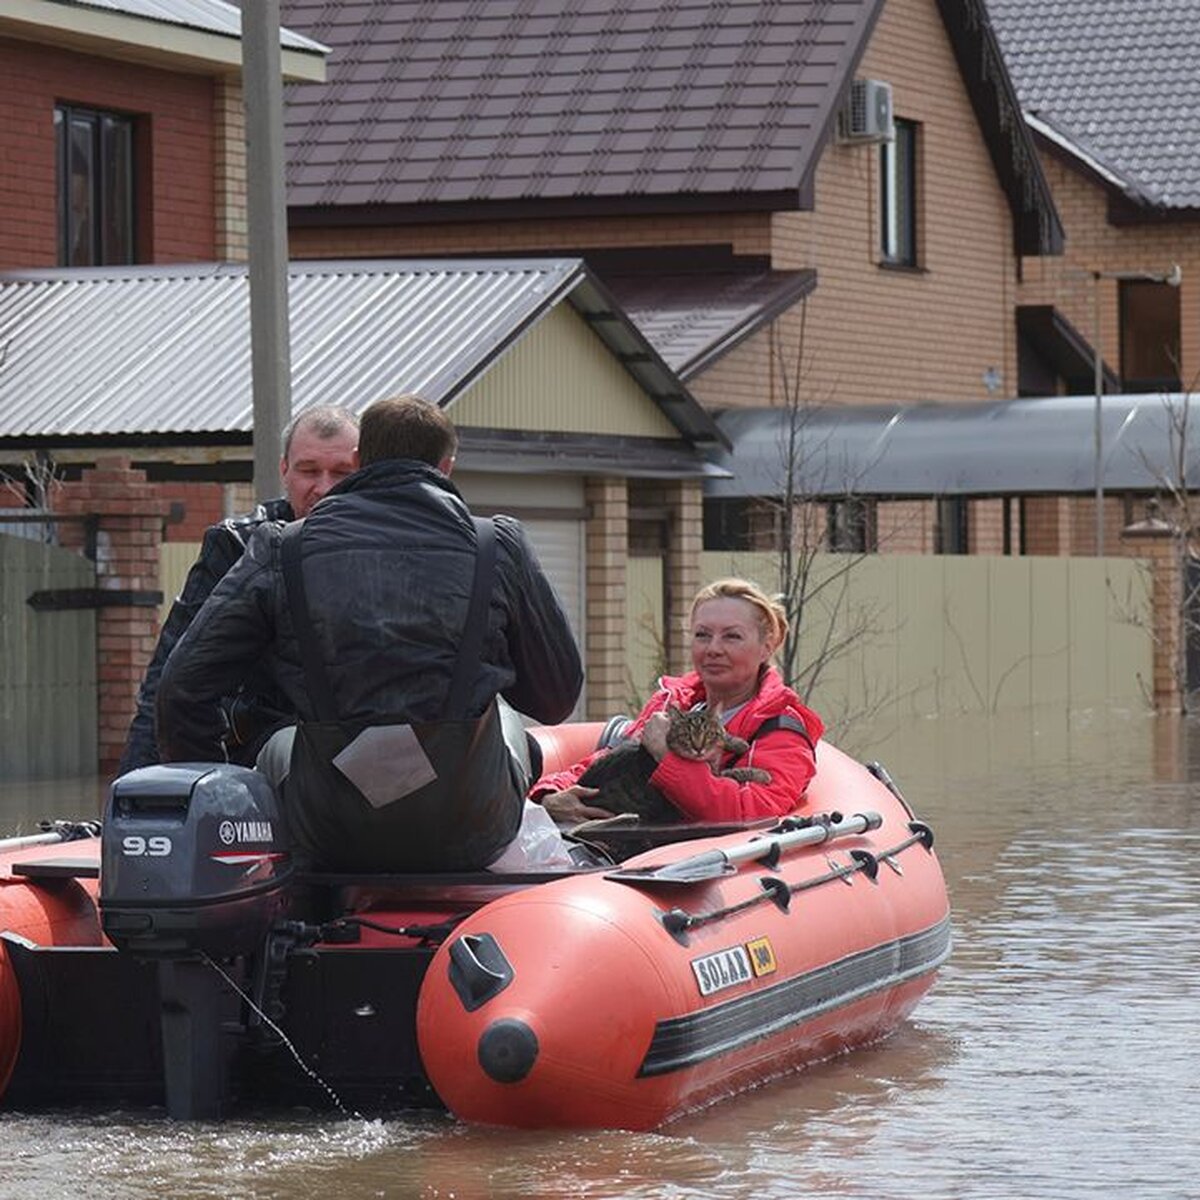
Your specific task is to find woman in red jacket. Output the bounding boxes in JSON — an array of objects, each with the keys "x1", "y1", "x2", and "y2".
[{"x1": 532, "y1": 578, "x2": 824, "y2": 824}]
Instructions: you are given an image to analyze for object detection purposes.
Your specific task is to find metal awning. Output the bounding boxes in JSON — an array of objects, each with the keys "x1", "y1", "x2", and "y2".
[{"x1": 705, "y1": 394, "x2": 1200, "y2": 498}]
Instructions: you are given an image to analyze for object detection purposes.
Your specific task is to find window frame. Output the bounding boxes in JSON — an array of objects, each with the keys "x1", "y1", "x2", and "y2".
[
  {"x1": 879, "y1": 118, "x2": 918, "y2": 268},
  {"x1": 1119, "y1": 278, "x2": 1182, "y2": 393},
  {"x1": 55, "y1": 103, "x2": 137, "y2": 268}
]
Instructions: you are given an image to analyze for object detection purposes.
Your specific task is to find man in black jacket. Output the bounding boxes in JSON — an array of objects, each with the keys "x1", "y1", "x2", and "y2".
[
  {"x1": 117, "y1": 405, "x2": 359, "y2": 774},
  {"x1": 156, "y1": 395, "x2": 583, "y2": 872}
]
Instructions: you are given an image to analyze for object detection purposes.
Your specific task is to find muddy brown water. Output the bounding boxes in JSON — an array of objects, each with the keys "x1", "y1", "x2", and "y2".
[{"x1": 1, "y1": 705, "x2": 1198, "y2": 1199}]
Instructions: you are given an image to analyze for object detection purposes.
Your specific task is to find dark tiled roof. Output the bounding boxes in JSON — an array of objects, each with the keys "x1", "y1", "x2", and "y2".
[
  {"x1": 986, "y1": 0, "x2": 1200, "y2": 209},
  {"x1": 281, "y1": 0, "x2": 880, "y2": 212},
  {"x1": 606, "y1": 266, "x2": 816, "y2": 379}
]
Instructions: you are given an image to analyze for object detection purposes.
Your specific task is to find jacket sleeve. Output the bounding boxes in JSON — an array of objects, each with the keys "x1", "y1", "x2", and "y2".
[
  {"x1": 156, "y1": 527, "x2": 278, "y2": 763},
  {"x1": 493, "y1": 516, "x2": 583, "y2": 724},
  {"x1": 117, "y1": 523, "x2": 245, "y2": 773},
  {"x1": 647, "y1": 724, "x2": 818, "y2": 822}
]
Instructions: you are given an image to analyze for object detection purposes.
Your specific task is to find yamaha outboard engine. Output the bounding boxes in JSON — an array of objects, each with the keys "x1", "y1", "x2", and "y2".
[
  {"x1": 101, "y1": 763, "x2": 292, "y2": 956},
  {"x1": 99, "y1": 764, "x2": 293, "y2": 1119}
]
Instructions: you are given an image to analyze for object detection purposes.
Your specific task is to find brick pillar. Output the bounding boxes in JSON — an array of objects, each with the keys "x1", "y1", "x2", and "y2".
[
  {"x1": 214, "y1": 76, "x2": 248, "y2": 261},
  {"x1": 57, "y1": 458, "x2": 169, "y2": 775},
  {"x1": 663, "y1": 478, "x2": 702, "y2": 674},
  {"x1": 1120, "y1": 503, "x2": 1183, "y2": 713},
  {"x1": 584, "y1": 477, "x2": 628, "y2": 720}
]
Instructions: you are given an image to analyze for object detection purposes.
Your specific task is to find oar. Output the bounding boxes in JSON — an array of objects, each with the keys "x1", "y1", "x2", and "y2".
[
  {"x1": 0, "y1": 820, "x2": 101, "y2": 853},
  {"x1": 605, "y1": 810, "x2": 882, "y2": 887}
]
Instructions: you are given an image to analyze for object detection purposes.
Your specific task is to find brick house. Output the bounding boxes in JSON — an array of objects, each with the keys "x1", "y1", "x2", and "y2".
[
  {"x1": 987, "y1": 0, "x2": 1200, "y2": 556},
  {"x1": 278, "y1": 0, "x2": 1064, "y2": 565},
  {"x1": 0, "y1": 2, "x2": 328, "y2": 773},
  {"x1": 0, "y1": 3, "x2": 724, "y2": 771}
]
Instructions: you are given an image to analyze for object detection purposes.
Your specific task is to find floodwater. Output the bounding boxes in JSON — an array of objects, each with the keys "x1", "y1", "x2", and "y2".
[{"x1": 2, "y1": 705, "x2": 1199, "y2": 1199}]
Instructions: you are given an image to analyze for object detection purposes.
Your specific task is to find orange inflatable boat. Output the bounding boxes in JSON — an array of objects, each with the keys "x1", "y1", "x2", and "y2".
[{"x1": 0, "y1": 727, "x2": 949, "y2": 1128}]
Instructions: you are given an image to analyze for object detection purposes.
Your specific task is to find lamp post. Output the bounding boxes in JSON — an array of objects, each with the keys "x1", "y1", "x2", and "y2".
[{"x1": 1091, "y1": 263, "x2": 1182, "y2": 556}]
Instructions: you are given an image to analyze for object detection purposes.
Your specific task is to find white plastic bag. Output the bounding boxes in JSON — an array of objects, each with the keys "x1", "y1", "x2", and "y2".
[{"x1": 487, "y1": 800, "x2": 577, "y2": 871}]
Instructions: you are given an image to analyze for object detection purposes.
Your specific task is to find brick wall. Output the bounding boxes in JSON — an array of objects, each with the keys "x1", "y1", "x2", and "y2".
[
  {"x1": 53, "y1": 458, "x2": 169, "y2": 775},
  {"x1": 1018, "y1": 148, "x2": 1200, "y2": 389},
  {"x1": 584, "y1": 478, "x2": 628, "y2": 719},
  {"x1": 878, "y1": 500, "x2": 935, "y2": 554},
  {"x1": 214, "y1": 76, "x2": 248, "y2": 261},
  {"x1": 1121, "y1": 513, "x2": 1183, "y2": 711},
  {"x1": 159, "y1": 482, "x2": 226, "y2": 542},
  {"x1": 0, "y1": 37, "x2": 218, "y2": 267}
]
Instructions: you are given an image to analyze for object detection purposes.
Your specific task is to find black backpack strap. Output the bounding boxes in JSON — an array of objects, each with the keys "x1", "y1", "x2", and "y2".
[
  {"x1": 442, "y1": 517, "x2": 496, "y2": 720},
  {"x1": 748, "y1": 713, "x2": 814, "y2": 751},
  {"x1": 280, "y1": 519, "x2": 339, "y2": 722}
]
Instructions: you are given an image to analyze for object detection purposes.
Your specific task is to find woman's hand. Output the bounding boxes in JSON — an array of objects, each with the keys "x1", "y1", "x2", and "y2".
[
  {"x1": 539, "y1": 785, "x2": 611, "y2": 825},
  {"x1": 639, "y1": 711, "x2": 671, "y2": 761}
]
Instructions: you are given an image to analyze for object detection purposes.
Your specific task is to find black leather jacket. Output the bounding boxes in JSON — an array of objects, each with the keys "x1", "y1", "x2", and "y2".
[
  {"x1": 156, "y1": 460, "x2": 583, "y2": 761},
  {"x1": 118, "y1": 497, "x2": 293, "y2": 774}
]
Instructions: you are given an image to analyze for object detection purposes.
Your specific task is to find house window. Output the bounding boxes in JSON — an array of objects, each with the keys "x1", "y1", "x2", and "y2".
[
  {"x1": 827, "y1": 498, "x2": 876, "y2": 552},
  {"x1": 704, "y1": 498, "x2": 752, "y2": 551},
  {"x1": 1120, "y1": 280, "x2": 1181, "y2": 392},
  {"x1": 935, "y1": 497, "x2": 968, "y2": 554},
  {"x1": 55, "y1": 104, "x2": 135, "y2": 267},
  {"x1": 880, "y1": 119, "x2": 918, "y2": 267}
]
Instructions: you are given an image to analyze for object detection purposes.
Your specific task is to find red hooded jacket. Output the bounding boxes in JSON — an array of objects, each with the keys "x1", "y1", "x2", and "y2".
[{"x1": 532, "y1": 667, "x2": 824, "y2": 822}]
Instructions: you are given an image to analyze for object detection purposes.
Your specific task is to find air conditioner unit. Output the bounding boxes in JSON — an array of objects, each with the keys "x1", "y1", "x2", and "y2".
[{"x1": 839, "y1": 79, "x2": 894, "y2": 143}]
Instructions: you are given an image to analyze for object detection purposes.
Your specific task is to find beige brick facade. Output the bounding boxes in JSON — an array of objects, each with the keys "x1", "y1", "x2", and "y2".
[
  {"x1": 1018, "y1": 151, "x2": 1198, "y2": 389},
  {"x1": 1121, "y1": 515, "x2": 1183, "y2": 711},
  {"x1": 583, "y1": 477, "x2": 629, "y2": 720},
  {"x1": 214, "y1": 77, "x2": 248, "y2": 262}
]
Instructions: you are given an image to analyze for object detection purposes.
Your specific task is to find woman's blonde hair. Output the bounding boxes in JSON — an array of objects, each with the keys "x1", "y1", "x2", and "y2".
[{"x1": 689, "y1": 577, "x2": 789, "y2": 651}]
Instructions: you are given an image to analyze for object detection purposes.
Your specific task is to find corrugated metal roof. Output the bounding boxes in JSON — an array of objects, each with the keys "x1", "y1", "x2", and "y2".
[
  {"x1": 0, "y1": 258, "x2": 719, "y2": 445},
  {"x1": 281, "y1": 0, "x2": 879, "y2": 210},
  {"x1": 706, "y1": 395, "x2": 1200, "y2": 497},
  {"x1": 987, "y1": 0, "x2": 1200, "y2": 209},
  {"x1": 52, "y1": 0, "x2": 328, "y2": 54}
]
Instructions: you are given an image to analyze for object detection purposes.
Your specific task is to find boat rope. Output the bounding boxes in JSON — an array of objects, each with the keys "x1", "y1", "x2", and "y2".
[
  {"x1": 323, "y1": 912, "x2": 471, "y2": 946},
  {"x1": 657, "y1": 821, "x2": 935, "y2": 938},
  {"x1": 200, "y1": 950, "x2": 363, "y2": 1120}
]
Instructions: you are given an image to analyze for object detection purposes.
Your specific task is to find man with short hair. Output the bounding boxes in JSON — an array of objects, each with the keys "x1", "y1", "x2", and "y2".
[
  {"x1": 156, "y1": 394, "x2": 582, "y2": 873},
  {"x1": 118, "y1": 405, "x2": 359, "y2": 773}
]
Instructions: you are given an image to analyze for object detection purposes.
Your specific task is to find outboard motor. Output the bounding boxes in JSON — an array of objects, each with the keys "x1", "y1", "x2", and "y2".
[
  {"x1": 99, "y1": 764, "x2": 294, "y2": 1118},
  {"x1": 100, "y1": 763, "x2": 292, "y2": 957}
]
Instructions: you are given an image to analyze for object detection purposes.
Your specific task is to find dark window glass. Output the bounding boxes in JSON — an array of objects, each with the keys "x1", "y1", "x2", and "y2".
[
  {"x1": 704, "y1": 498, "x2": 752, "y2": 551},
  {"x1": 1120, "y1": 280, "x2": 1181, "y2": 392},
  {"x1": 827, "y1": 498, "x2": 876, "y2": 552},
  {"x1": 56, "y1": 104, "x2": 136, "y2": 266},
  {"x1": 880, "y1": 119, "x2": 917, "y2": 267},
  {"x1": 935, "y1": 497, "x2": 969, "y2": 555}
]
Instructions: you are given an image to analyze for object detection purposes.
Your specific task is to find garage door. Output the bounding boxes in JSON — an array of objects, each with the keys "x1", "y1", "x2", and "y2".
[{"x1": 454, "y1": 472, "x2": 587, "y2": 716}]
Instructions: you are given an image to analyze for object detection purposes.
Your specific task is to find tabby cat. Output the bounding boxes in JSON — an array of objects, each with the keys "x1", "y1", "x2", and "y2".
[{"x1": 576, "y1": 704, "x2": 772, "y2": 823}]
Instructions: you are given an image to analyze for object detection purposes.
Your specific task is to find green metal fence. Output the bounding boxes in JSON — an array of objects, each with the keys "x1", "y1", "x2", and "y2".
[{"x1": 0, "y1": 532, "x2": 97, "y2": 779}]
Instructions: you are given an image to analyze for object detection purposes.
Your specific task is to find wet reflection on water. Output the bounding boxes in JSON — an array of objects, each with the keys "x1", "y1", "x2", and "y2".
[{"x1": 1, "y1": 706, "x2": 1198, "y2": 1199}]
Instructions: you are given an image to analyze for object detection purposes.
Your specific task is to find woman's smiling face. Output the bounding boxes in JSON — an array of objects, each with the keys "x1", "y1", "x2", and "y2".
[{"x1": 690, "y1": 596, "x2": 774, "y2": 706}]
